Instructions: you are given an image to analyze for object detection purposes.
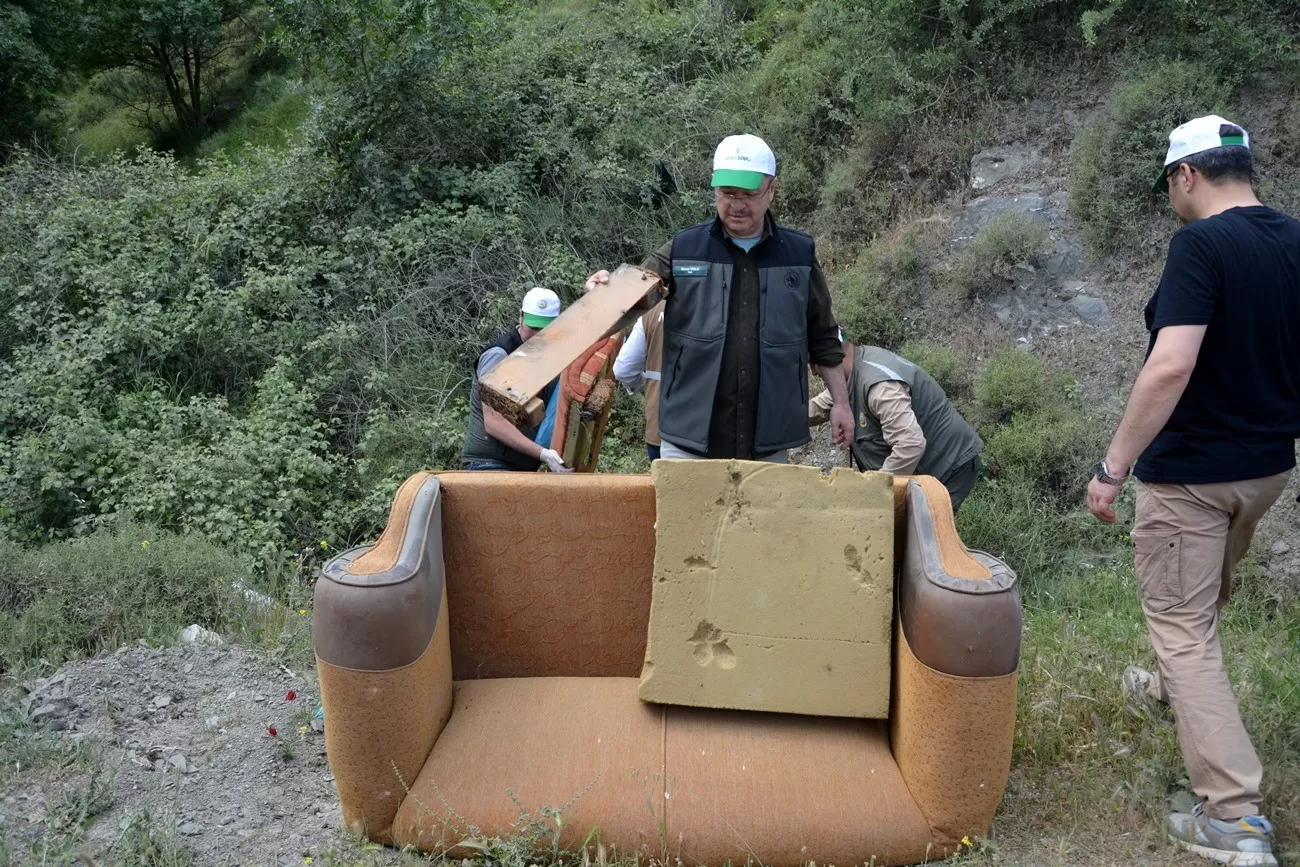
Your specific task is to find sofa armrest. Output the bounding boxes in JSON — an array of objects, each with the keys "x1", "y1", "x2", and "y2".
[
  {"x1": 314, "y1": 472, "x2": 454, "y2": 844},
  {"x1": 889, "y1": 477, "x2": 1020, "y2": 850}
]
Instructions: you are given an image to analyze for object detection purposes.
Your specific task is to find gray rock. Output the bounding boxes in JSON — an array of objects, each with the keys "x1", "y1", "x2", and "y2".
[
  {"x1": 955, "y1": 194, "x2": 1050, "y2": 242},
  {"x1": 178, "y1": 624, "x2": 224, "y2": 646},
  {"x1": 29, "y1": 703, "x2": 58, "y2": 722},
  {"x1": 178, "y1": 822, "x2": 203, "y2": 836},
  {"x1": 167, "y1": 753, "x2": 191, "y2": 773},
  {"x1": 970, "y1": 144, "x2": 1042, "y2": 191},
  {"x1": 1270, "y1": 540, "x2": 1291, "y2": 556},
  {"x1": 1043, "y1": 237, "x2": 1084, "y2": 280},
  {"x1": 153, "y1": 694, "x2": 172, "y2": 709},
  {"x1": 1069, "y1": 295, "x2": 1111, "y2": 325}
]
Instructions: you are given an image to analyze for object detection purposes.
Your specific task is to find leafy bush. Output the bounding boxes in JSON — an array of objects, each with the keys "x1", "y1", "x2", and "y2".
[
  {"x1": 971, "y1": 347, "x2": 1102, "y2": 502},
  {"x1": 946, "y1": 214, "x2": 1052, "y2": 300},
  {"x1": 983, "y1": 404, "x2": 1099, "y2": 496},
  {"x1": 0, "y1": 522, "x2": 246, "y2": 674},
  {"x1": 0, "y1": 4, "x2": 56, "y2": 146},
  {"x1": 200, "y1": 74, "x2": 310, "y2": 157},
  {"x1": 898, "y1": 340, "x2": 968, "y2": 401},
  {"x1": 0, "y1": 148, "x2": 521, "y2": 562},
  {"x1": 1080, "y1": 0, "x2": 1295, "y2": 83},
  {"x1": 974, "y1": 349, "x2": 1049, "y2": 423},
  {"x1": 830, "y1": 226, "x2": 921, "y2": 350},
  {"x1": 1069, "y1": 62, "x2": 1231, "y2": 254}
]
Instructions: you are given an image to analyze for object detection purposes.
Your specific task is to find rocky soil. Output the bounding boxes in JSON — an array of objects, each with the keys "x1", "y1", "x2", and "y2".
[{"x1": 2, "y1": 643, "x2": 342, "y2": 866}]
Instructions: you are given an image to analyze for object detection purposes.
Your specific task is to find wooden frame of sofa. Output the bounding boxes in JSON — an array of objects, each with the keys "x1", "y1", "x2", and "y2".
[{"x1": 314, "y1": 469, "x2": 1021, "y2": 866}]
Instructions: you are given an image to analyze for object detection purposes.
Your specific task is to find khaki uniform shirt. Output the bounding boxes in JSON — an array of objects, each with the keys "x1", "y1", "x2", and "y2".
[{"x1": 809, "y1": 380, "x2": 926, "y2": 474}]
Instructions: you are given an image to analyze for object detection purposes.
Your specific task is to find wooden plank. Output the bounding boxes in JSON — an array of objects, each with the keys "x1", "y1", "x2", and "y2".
[{"x1": 479, "y1": 264, "x2": 663, "y2": 427}]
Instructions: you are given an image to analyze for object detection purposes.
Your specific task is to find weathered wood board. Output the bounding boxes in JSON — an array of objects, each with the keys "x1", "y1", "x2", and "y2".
[{"x1": 479, "y1": 264, "x2": 664, "y2": 427}]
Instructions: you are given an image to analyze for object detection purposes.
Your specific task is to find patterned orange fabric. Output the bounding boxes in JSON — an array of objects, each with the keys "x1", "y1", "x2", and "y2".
[
  {"x1": 434, "y1": 472, "x2": 656, "y2": 680},
  {"x1": 549, "y1": 333, "x2": 623, "y2": 457}
]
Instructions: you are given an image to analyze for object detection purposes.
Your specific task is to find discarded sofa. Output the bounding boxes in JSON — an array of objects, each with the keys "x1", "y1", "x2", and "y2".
[{"x1": 314, "y1": 469, "x2": 1021, "y2": 866}]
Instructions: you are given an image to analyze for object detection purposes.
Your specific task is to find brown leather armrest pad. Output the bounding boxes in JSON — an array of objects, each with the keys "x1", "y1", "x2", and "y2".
[
  {"x1": 315, "y1": 474, "x2": 445, "y2": 671},
  {"x1": 898, "y1": 479, "x2": 1021, "y2": 676}
]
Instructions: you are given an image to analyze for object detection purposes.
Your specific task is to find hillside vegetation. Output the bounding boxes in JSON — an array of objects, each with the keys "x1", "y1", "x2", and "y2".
[{"x1": 2, "y1": 0, "x2": 1299, "y2": 863}]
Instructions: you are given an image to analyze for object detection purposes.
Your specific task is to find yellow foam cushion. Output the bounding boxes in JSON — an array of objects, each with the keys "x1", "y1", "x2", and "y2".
[{"x1": 639, "y1": 460, "x2": 894, "y2": 718}]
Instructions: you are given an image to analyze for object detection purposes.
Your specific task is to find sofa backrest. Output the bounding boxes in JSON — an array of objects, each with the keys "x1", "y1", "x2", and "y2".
[
  {"x1": 436, "y1": 471, "x2": 657, "y2": 679},
  {"x1": 433, "y1": 471, "x2": 933, "y2": 681}
]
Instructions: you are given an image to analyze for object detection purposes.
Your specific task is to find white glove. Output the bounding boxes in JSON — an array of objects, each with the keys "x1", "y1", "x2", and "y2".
[{"x1": 539, "y1": 448, "x2": 574, "y2": 473}]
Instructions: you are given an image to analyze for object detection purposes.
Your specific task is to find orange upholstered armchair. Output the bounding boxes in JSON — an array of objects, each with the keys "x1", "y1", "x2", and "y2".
[{"x1": 314, "y1": 470, "x2": 1021, "y2": 866}]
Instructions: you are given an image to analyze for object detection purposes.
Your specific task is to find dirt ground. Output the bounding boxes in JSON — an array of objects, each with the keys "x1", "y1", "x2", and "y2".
[{"x1": 2, "y1": 644, "x2": 341, "y2": 866}]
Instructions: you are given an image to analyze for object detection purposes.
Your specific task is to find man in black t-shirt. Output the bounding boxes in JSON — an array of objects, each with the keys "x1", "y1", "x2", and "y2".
[{"x1": 1087, "y1": 115, "x2": 1299, "y2": 867}]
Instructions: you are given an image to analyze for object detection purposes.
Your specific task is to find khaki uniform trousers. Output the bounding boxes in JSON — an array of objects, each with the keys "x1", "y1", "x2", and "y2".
[{"x1": 1131, "y1": 469, "x2": 1291, "y2": 820}]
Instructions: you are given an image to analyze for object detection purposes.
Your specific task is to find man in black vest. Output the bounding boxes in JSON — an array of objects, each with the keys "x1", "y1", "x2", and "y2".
[
  {"x1": 809, "y1": 334, "x2": 984, "y2": 512},
  {"x1": 586, "y1": 134, "x2": 852, "y2": 461},
  {"x1": 460, "y1": 287, "x2": 572, "y2": 472}
]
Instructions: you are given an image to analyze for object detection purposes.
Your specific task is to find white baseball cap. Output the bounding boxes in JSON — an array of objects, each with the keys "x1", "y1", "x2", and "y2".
[
  {"x1": 521, "y1": 286, "x2": 561, "y2": 328},
  {"x1": 1153, "y1": 115, "x2": 1250, "y2": 194},
  {"x1": 711, "y1": 134, "x2": 776, "y2": 190}
]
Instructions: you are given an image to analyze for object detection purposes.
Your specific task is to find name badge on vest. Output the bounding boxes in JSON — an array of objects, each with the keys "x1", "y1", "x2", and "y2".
[{"x1": 673, "y1": 263, "x2": 709, "y2": 277}]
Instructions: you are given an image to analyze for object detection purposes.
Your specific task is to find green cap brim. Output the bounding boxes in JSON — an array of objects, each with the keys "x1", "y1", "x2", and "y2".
[
  {"x1": 1152, "y1": 168, "x2": 1170, "y2": 195},
  {"x1": 522, "y1": 312, "x2": 556, "y2": 329},
  {"x1": 711, "y1": 168, "x2": 765, "y2": 190}
]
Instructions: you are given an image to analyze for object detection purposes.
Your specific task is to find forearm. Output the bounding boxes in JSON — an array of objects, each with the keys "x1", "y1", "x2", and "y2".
[
  {"x1": 818, "y1": 365, "x2": 850, "y2": 408},
  {"x1": 484, "y1": 406, "x2": 545, "y2": 461},
  {"x1": 808, "y1": 389, "x2": 833, "y2": 426},
  {"x1": 1105, "y1": 361, "x2": 1193, "y2": 473},
  {"x1": 870, "y1": 383, "x2": 925, "y2": 475}
]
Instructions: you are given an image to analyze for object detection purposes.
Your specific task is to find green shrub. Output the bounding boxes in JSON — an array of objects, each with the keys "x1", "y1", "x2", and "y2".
[
  {"x1": 1080, "y1": 0, "x2": 1294, "y2": 83},
  {"x1": 983, "y1": 404, "x2": 1100, "y2": 497},
  {"x1": 815, "y1": 137, "x2": 897, "y2": 244},
  {"x1": 200, "y1": 75, "x2": 310, "y2": 157},
  {"x1": 0, "y1": 522, "x2": 247, "y2": 674},
  {"x1": 0, "y1": 4, "x2": 56, "y2": 145},
  {"x1": 831, "y1": 226, "x2": 921, "y2": 350},
  {"x1": 947, "y1": 213, "x2": 1052, "y2": 300},
  {"x1": 974, "y1": 349, "x2": 1048, "y2": 423},
  {"x1": 596, "y1": 388, "x2": 653, "y2": 476},
  {"x1": 68, "y1": 108, "x2": 155, "y2": 158},
  {"x1": 898, "y1": 341, "x2": 968, "y2": 400},
  {"x1": 1068, "y1": 62, "x2": 1232, "y2": 254}
]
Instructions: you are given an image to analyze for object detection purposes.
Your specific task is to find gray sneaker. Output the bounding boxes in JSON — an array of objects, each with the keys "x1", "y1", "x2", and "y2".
[
  {"x1": 1121, "y1": 665, "x2": 1168, "y2": 720},
  {"x1": 1166, "y1": 801, "x2": 1278, "y2": 866}
]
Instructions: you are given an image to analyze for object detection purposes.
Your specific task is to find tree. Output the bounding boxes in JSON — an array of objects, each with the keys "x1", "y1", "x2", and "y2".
[
  {"x1": 0, "y1": 2, "x2": 56, "y2": 146},
  {"x1": 75, "y1": 0, "x2": 255, "y2": 135}
]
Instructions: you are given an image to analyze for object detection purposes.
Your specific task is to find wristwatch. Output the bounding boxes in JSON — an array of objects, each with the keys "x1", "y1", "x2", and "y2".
[{"x1": 1094, "y1": 459, "x2": 1129, "y2": 486}]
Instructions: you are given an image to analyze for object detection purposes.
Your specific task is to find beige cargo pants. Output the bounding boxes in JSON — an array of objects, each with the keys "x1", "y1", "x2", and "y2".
[{"x1": 1131, "y1": 469, "x2": 1291, "y2": 820}]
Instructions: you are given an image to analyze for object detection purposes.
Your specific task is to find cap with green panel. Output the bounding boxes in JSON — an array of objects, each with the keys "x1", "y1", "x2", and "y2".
[
  {"x1": 711, "y1": 133, "x2": 777, "y2": 190},
  {"x1": 521, "y1": 286, "x2": 561, "y2": 329},
  {"x1": 1152, "y1": 114, "x2": 1250, "y2": 194}
]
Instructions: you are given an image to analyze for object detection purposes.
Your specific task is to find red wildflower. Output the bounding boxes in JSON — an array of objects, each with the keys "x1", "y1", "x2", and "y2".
[
  {"x1": 285, "y1": 690, "x2": 296, "y2": 701},
  {"x1": 268, "y1": 726, "x2": 278, "y2": 737}
]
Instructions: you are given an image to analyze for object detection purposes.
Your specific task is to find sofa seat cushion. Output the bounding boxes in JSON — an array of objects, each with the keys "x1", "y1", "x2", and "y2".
[
  {"x1": 390, "y1": 677, "x2": 936, "y2": 866},
  {"x1": 665, "y1": 704, "x2": 933, "y2": 866},
  {"x1": 391, "y1": 677, "x2": 666, "y2": 856}
]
